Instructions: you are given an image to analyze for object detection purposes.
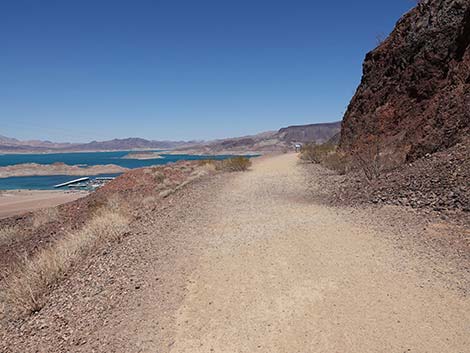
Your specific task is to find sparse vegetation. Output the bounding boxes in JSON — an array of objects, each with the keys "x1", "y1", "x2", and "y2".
[
  {"x1": 198, "y1": 157, "x2": 252, "y2": 172},
  {"x1": 299, "y1": 139, "x2": 400, "y2": 179},
  {"x1": 352, "y1": 143, "x2": 382, "y2": 181},
  {"x1": 322, "y1": 150, "x2": 351, "y2": 175},
  {"x1": 300, "y1": 142, "x2": 352, "y2": 175},
  {"x1": 153, "y1": 171, "x2": 165, "y2": 183},
  {"x1": 217, "y1": 157, "x2": 252, "y2": 172},
  {"x1": 32, "y1": 207, "x2": 59, "y2": 228},
  {"x1": 349, "y1": 137, "x2": 402, "y2": 182},
  {"x1": 299, "y1": 143, "x2": 336, "y2": 164},
  {"x1": 2, "y1": 210, "x2": 129, "y2": 315},
  {"x1": 0, "y1": 225, "x2": 21, "y2": 246}
]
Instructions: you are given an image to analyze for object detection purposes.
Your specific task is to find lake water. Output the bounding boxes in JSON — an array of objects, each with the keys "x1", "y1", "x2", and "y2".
[{"x1": 0, "y1": 151, "x2": 236, "y2": 190}]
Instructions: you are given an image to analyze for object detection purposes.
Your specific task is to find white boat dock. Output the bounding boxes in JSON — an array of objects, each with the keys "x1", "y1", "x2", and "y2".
[{"x1": 54, "y1": 177, "x2": 90, "y2": 188}]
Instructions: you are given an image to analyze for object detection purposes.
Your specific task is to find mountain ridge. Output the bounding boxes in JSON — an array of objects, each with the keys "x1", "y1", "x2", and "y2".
[{"x1": 0, "y1": 121, "x2": 341, "y2": 154}]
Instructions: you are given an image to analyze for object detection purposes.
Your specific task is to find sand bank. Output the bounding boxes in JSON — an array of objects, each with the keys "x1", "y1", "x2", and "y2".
[{"x1": 0, "y1": 190, "x2": 88, "y2": 219}]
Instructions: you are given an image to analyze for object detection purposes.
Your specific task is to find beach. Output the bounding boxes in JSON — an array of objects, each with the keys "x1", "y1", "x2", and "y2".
[{"x1": 0, "y1": 189, "x2": 88, "y2": 219}]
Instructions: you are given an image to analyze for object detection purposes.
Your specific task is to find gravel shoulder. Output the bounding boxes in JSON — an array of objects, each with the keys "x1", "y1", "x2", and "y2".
[{"x1": 2, "y1": 153, "x2": 469, "y2": 352}]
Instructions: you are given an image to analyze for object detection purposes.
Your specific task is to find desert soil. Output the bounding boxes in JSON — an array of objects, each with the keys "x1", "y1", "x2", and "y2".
[
  {"x1": 2, "y1": 153, "x2": 469, "y2": 352},
  {"x1": 0, "y1": 190, "x2": 87, "y2": 219}
]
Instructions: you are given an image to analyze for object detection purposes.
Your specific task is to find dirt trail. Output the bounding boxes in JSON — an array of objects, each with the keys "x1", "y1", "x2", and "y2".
[
  {"x1": 4, "y1": 153, "x2": 469, "y2": 352},
  {"x1": 166, "y1": 154, "x2": 469, "y2": 352}
]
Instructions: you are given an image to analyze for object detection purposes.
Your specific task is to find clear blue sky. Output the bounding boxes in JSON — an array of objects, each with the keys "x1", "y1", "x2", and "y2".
[{"x1": 0, "y1": 0, "x2": 414, "y2": 142}]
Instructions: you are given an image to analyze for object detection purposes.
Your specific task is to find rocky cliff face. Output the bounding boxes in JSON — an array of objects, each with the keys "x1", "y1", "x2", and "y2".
[{"x1": 340, "y1": 0, "x2": 470, "y2": 162}]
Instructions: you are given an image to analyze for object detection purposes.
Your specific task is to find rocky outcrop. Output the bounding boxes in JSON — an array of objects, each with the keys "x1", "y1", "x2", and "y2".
[{"x1": 340, "y1": 0, "x2": 470, "y2": 162}]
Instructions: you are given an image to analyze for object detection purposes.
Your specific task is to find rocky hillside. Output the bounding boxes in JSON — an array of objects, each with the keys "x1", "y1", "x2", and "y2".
[
  {"x1": 340, "y1": 0, "x2": 470, "y2": 162},
  {"x1": 277, "y1": 122, "x2": 341, "y2": 144}
]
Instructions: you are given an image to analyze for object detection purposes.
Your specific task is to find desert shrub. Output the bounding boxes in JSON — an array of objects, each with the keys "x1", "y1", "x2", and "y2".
[
  {"x1": 216, "y1": 157, "x2": 252, "y2": 172},
  {"x1": 350, "y1": 137, "x2": 391, "y2": 181},
  {"x1": 86, "y1": 197, "x2": 108, "y2": 216},
  {"x1": 197, "y1": 159, "x2": 216, "y2": 167},
  {"x1": 322, "y1": 151, "x2": 352, "y2": 175},
  {"x1": 105, "y1": 194, "x2": 122, "y2": 212},
  {"x1": 153, "y1": 171, "x2": 165, "y2": 183},
  {"x1": 0, "y1": 225, "x2": 21, "y2": 246},
  {"x1": 2, "y1": 211, "x2": 129, "y2": 315},
  {"x1": 32, "y1": 207, "x2": 59, "y2": 228},
  {"x1": 300, "y1": 143, "x2": 336, "y2": 164}
]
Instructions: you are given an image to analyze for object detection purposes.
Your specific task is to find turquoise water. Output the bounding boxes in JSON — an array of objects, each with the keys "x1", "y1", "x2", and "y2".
[
  {"x1": 0, "y1": 151, "x2": 237, "y2": 190},
  {"x1": 0, "y1": 151, "x2": 232, "y2": 168},
  {"x1": 0, "y1": 174, "x2": 121, "y2": 190}
]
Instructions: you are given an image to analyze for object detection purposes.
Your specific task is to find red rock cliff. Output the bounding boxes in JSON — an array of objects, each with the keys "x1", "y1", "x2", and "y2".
[{"x1": 340, "y1": 0, "x2": 470, "y2": 162}]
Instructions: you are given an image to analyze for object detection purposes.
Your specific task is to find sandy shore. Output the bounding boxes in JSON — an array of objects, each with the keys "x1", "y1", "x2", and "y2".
[{"x1": 0, "y1": 190, "x2": 88, "y2": 219}]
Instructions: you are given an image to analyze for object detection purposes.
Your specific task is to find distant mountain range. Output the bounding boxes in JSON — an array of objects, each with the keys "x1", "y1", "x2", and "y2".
[
  {"x1": 171, "y1": 121, "x2": 342, "y2": 154},
  {"x1": 0, "y1": 121, "x2": 341, "y2": 154},
  {"x1": 0, "y1": 136, "x2": 192, "y2": 153}
]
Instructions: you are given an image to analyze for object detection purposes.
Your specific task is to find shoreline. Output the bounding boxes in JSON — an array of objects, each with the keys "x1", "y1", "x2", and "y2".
[{"x1": 0, "y1": 189, "x2": 88, "y2": 219}]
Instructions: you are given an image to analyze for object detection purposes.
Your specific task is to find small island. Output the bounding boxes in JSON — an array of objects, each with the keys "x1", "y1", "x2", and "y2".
[{"x1": 121, "y1": 151, "x2": 164, "y2": 160}]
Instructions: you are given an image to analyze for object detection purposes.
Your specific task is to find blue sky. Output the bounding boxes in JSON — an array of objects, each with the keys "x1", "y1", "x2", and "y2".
[{"x1": 0, "y1": 0, "x2": 414, "y2": 142}]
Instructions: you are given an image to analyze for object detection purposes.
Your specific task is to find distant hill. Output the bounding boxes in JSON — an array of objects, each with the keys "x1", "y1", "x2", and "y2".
[
  {"x1": 277, "y1": 122, "x2": 341, "y2": 144},
  {"x1": 0, "y1": 135, "x2": 20, "y2": 145},
  {"x1": 0, "y1": 135, "x2": 75, "y2": 151},
  {"x1": 69, "y1": 138, "x2": 189, "y2": 151},
  {"x1": 0, "y1": 122, "x2": 340, "y2": 154},
  {"x1": 172, "y1": 121, "x2": 342, "y2": 154},
  {"x1": 0, "y1": 136, "x2": 191, "y2": 153}
]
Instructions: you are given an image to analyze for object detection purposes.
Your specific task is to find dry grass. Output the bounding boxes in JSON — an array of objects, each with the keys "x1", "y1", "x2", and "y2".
[
  {"x1": 322, "y1": 151, "x2": 351, "y2": 175},
  {"x1": 299, "y1": 143, "x2": 336, "y2": 164},
  {"x1": 153, "y1": 171, "x2": 165, "y2": 183},
  {"x1": 142, "y1": 195, "x2": 159, "y2": 208},
  {"x1": 299, "y1": 143, "x2": 352, "y2": 175},
  {"x1": 32, "y1": 207, "x2": 59, "y2": 228},
  {"x1": 198, "y1": 157, "x2": 252, "y2": 172},
  {"x1": 216, "y1": 157, "x2": 252, "y2": 172},
  {"x1": 1, "y1": 210, "x2": 129, "y2": 315},
  {"x1": 0, "y1": 225, "x2": 21, "y2": 246}
]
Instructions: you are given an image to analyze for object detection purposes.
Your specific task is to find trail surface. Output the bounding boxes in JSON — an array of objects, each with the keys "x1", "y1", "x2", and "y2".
[{"x1": 140, "y1": 154, "x2": 470, "y2": 352}]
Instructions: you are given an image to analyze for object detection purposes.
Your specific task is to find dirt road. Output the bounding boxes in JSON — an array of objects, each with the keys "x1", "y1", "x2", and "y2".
[
  {"x1": 3, "y1": 153, "x2": 469, "y2": 352},
  {"x1": 163, "y1": 154, "x2": 469, "y2": 352}
]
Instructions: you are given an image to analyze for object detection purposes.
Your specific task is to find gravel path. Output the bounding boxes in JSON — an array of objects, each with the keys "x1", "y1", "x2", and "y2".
[
  {"x1": 3, "y1": 153, "x2": 469, "y2": 352},
  {"x1": 165, "y1": 153, "x2": 469, "y2": 352}
]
